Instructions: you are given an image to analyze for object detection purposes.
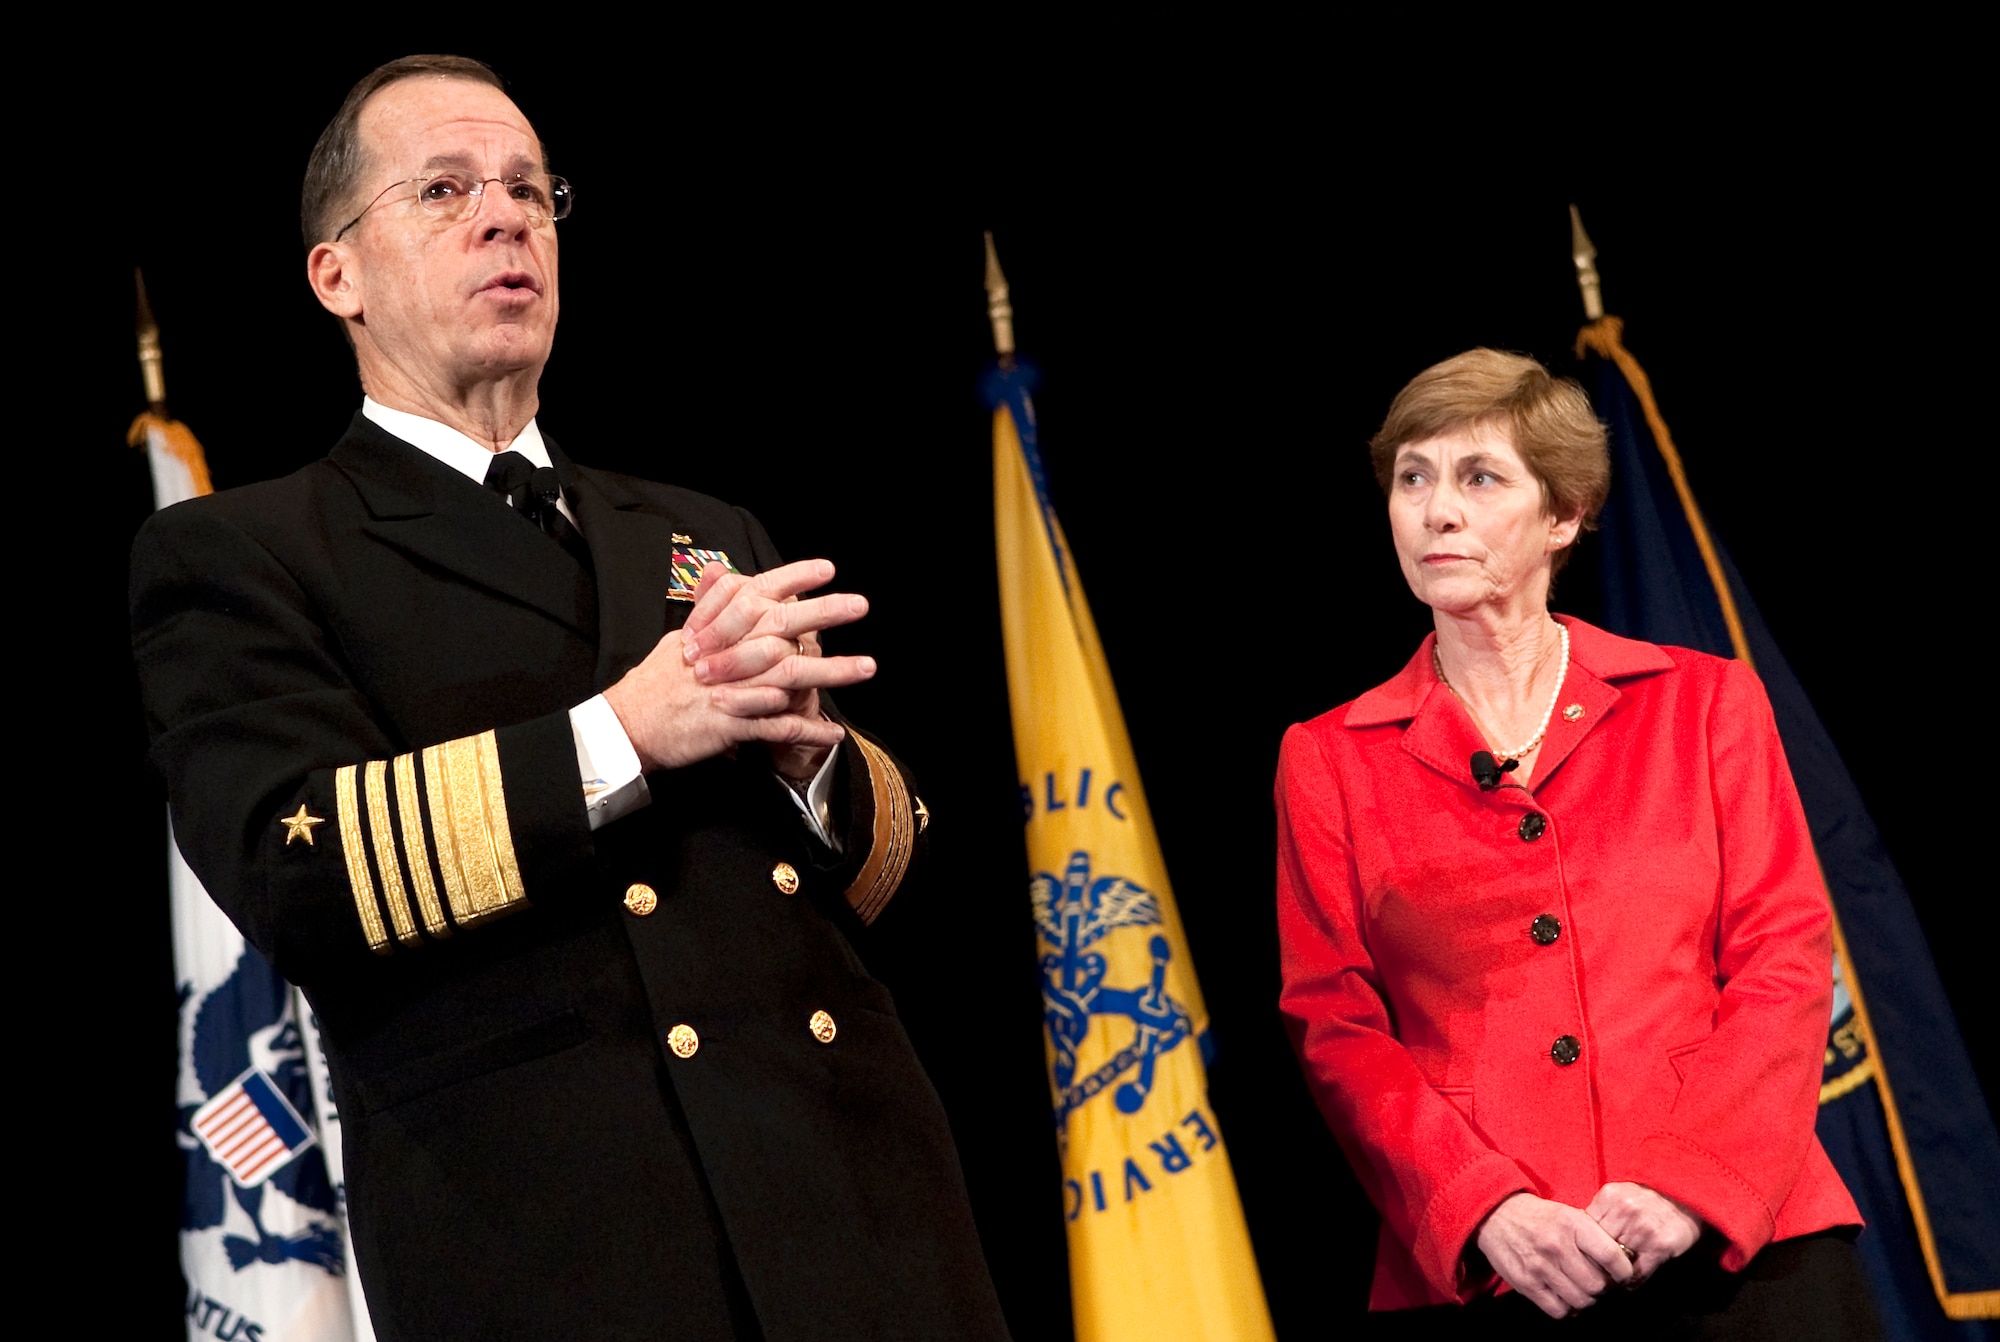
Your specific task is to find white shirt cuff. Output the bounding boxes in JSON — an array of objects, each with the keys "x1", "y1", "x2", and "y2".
[
  {"x1": 571, "y1": 695, "x2": 650, "y2": 830},
  {"x1": 786, "y1": 743, "x2": 841, "y2": 851},
  {"x1": 572, "y1": 694, "x2": 838, "y2": 847}
]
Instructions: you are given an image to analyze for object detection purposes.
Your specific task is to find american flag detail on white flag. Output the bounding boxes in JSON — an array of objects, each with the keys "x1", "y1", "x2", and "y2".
[{"x1": 192, "y1": 1069, "x2": 316, "y2": 1188}]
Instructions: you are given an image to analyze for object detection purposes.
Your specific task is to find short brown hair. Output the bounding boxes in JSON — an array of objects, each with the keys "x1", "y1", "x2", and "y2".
[
  {"x1": 1369, "y1": 349, "x2": 1610, "y2": 567},
  {"x1": 300, "y1": 55, "x2": 507, "y2": 249}
]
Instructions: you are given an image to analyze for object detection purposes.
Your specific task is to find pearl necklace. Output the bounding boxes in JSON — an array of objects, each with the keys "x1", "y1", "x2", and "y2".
[{"x1": 1433, "y1": 621, "x2": 1571, "y2": 763}]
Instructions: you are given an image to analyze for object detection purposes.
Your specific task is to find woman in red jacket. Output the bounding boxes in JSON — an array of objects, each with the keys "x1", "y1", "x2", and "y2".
[{"x1": 1276, "y1": 350, "x2": 1873, "y2": 1336}]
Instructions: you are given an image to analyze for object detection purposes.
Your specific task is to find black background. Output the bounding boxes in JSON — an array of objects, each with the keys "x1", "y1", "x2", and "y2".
[{"x1": 51, "y1": 38, "x2": 1985, "y2": 1340}]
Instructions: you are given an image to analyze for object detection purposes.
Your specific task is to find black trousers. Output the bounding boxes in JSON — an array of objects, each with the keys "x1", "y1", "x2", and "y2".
[{"x1": 1367, "y1": 1230, "x2": 1882, "y2": 1341}]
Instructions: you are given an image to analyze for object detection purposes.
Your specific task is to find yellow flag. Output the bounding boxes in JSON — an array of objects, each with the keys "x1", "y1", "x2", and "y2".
[{"x1": 993, "y1": 383, "x2": 1276, "y2": 1342}]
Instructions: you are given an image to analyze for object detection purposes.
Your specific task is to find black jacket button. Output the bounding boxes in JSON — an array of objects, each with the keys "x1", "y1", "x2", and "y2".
[
  {"x1": 1518, "y1": 812, "x2": 1547, "y2": 842},
  {"x1": 1551, "y1": 1034, "x2": 1581, "y2": 1066},
  {"x1": 1531, "y1": 914, "x2": 1561, "y2": 945}
]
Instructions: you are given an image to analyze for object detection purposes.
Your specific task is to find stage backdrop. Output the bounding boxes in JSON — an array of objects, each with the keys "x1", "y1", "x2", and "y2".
[{"x1": 55, "y1": 38, "x2": 1987, "y2": 1341}]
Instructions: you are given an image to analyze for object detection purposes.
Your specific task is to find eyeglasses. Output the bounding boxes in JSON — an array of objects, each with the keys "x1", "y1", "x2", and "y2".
[{"x1": 333, "y1": 170, "x2": 573, "y2": 241}]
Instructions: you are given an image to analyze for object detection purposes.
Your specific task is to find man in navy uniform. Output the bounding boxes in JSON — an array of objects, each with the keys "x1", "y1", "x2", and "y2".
[{"x1": 132, "y1": 54, "x2": 1007, "y2": 1341}]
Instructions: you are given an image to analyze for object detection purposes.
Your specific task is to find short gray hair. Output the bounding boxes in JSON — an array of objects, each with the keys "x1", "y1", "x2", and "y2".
[{"x1": 300, "y1": 54, "x2": 506, "y2": 249}]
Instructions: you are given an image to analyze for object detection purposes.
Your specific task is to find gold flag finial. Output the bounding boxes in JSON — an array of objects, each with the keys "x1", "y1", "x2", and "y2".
[
  {"x1": 983, "y1": 231, "x2": 1016, "y2": 362},
  {"x1": 135, "y1": 268, "x2": 168, "y2": 413},
  {"x1": 1570, "y1": 205, "x2": 1605, "y2": 321},
  {"x1": 127, "y1": 268, "x2": 215, "y2": 496}
]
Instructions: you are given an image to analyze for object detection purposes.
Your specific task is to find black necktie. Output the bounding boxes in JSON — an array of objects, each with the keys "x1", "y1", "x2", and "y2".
[{"x1": 484, "y1": 451, "x2": 590, "y2": 568}]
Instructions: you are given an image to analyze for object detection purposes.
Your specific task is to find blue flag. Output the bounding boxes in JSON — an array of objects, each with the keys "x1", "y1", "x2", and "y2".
[{"x1": 1580, "y1": 317, "x2": 1999, "y2": 1337}]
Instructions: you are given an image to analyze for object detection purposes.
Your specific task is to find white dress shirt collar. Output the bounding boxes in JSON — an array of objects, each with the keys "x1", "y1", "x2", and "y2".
[{"x1": 362, "y1": 396, "x2": 552, "y2": 486}]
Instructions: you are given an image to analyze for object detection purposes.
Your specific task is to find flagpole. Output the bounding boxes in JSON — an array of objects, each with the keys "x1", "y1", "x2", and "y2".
[
  {"x1": 984, "y1": 231, "x2": 1016, "y2": 362},
  {"x1": 136, "y1": 269, "x2": 169, "y2": 416},
  {"x1": 1569, "y1": 205, "x2": 1604, "y2": 321},
  {"x1": 1568, "y1": 218, "x2": 1750, "y2": 666},
  {"x1": 128, "y1": 275, "x2": 214, "y2": 500}
]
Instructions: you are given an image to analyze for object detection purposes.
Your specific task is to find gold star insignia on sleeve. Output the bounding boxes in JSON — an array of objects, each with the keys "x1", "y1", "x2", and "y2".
[
  {"x1": 279, "y1": 805, "x2": 327, "y2": 846},
  {"x1": 913, "y1": 796, "x2": 930, "y2": 834}
]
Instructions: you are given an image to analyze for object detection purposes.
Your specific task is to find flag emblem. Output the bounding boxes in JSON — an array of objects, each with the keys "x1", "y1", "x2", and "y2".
[
  {"x1": 192, "y1": 1067, "x2": 317, "y2": 1188},
  {"x1": 1034, "y1": 850, "x2": 1192, "y2": 1133}
]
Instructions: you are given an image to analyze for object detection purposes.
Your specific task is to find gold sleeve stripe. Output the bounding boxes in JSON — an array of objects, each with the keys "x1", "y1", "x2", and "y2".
[
  {"x1": 478, "y1": 730, "x2": 526, "y2": 906},
  {"x1": 364, "y1": 760, "x2": 421, "y2": 947},
  {"x1": 436, "y1": 731, "x2": 527, "y2": 928},
  {"x1": 394, "y1": 751, "x2": 450, "y2": 939},
  {"x1": 333, "y1": 732, "x2": 528, "y2": 955},
  {"x1": 443, "y1": 734, "x2": 504, "y2": 922},
  {"x1": 335, "y1": 764, "x2": 391, "y2": 955},
  {"x1": 421, "y1": 742, "x2": 468, "y2": 927},
  {"x1": 843, "y1": 732, "x2": 915, "y2": 926}
]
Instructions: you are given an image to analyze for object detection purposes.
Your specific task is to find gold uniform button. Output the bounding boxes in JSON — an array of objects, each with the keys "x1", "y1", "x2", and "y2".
[
  {"x1": 666, "y1": 1024, "x2": 699, "y2": 1058},
  {"x1": 809, "y1": 1010, "x2": 837, "y2": 1044},
  {"x1": 623, "y1": 883, "x2": 658, "y2": 916},
  {"x1": 771, "y1": 862, "x2": 800, "y2": 895}
]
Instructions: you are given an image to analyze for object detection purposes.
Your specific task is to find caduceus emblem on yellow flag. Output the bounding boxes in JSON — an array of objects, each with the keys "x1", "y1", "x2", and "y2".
[{"x1": 990, "y1": 366, "x2": 1275, "y2": 1342}]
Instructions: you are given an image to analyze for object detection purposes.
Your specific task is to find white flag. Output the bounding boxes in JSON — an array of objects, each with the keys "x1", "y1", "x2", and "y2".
[{"x1": 142, "y1": 416, "x2": 374, "y2": 1342}]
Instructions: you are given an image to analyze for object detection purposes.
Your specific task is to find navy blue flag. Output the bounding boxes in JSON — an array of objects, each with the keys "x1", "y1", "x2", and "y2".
[{"x1": 1580, "y1": 316, "x2": 1999, "y2": 1338}]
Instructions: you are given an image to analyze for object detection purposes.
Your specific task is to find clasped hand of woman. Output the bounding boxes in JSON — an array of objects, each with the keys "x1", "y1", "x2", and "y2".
[{"x1": 1475, "y1": 1184, "x2": 1703, "y2": 1318}]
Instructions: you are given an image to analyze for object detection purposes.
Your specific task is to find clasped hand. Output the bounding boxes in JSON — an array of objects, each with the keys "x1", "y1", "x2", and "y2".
[
  {"x1": 602, "y1": 559, "x2": 875, "y2": 779},
  {"x1": 1474, "y1": 1183, "x2": 1702, "y2": 1318}
]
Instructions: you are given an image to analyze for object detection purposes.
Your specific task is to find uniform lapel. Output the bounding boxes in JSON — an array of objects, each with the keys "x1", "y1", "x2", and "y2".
[
  {"x1": 332, "y1": 416, "x2": 596, "y2": 639},
  {"x1": 560, "y1": 458, "x2": 685, "y2": 691}
]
